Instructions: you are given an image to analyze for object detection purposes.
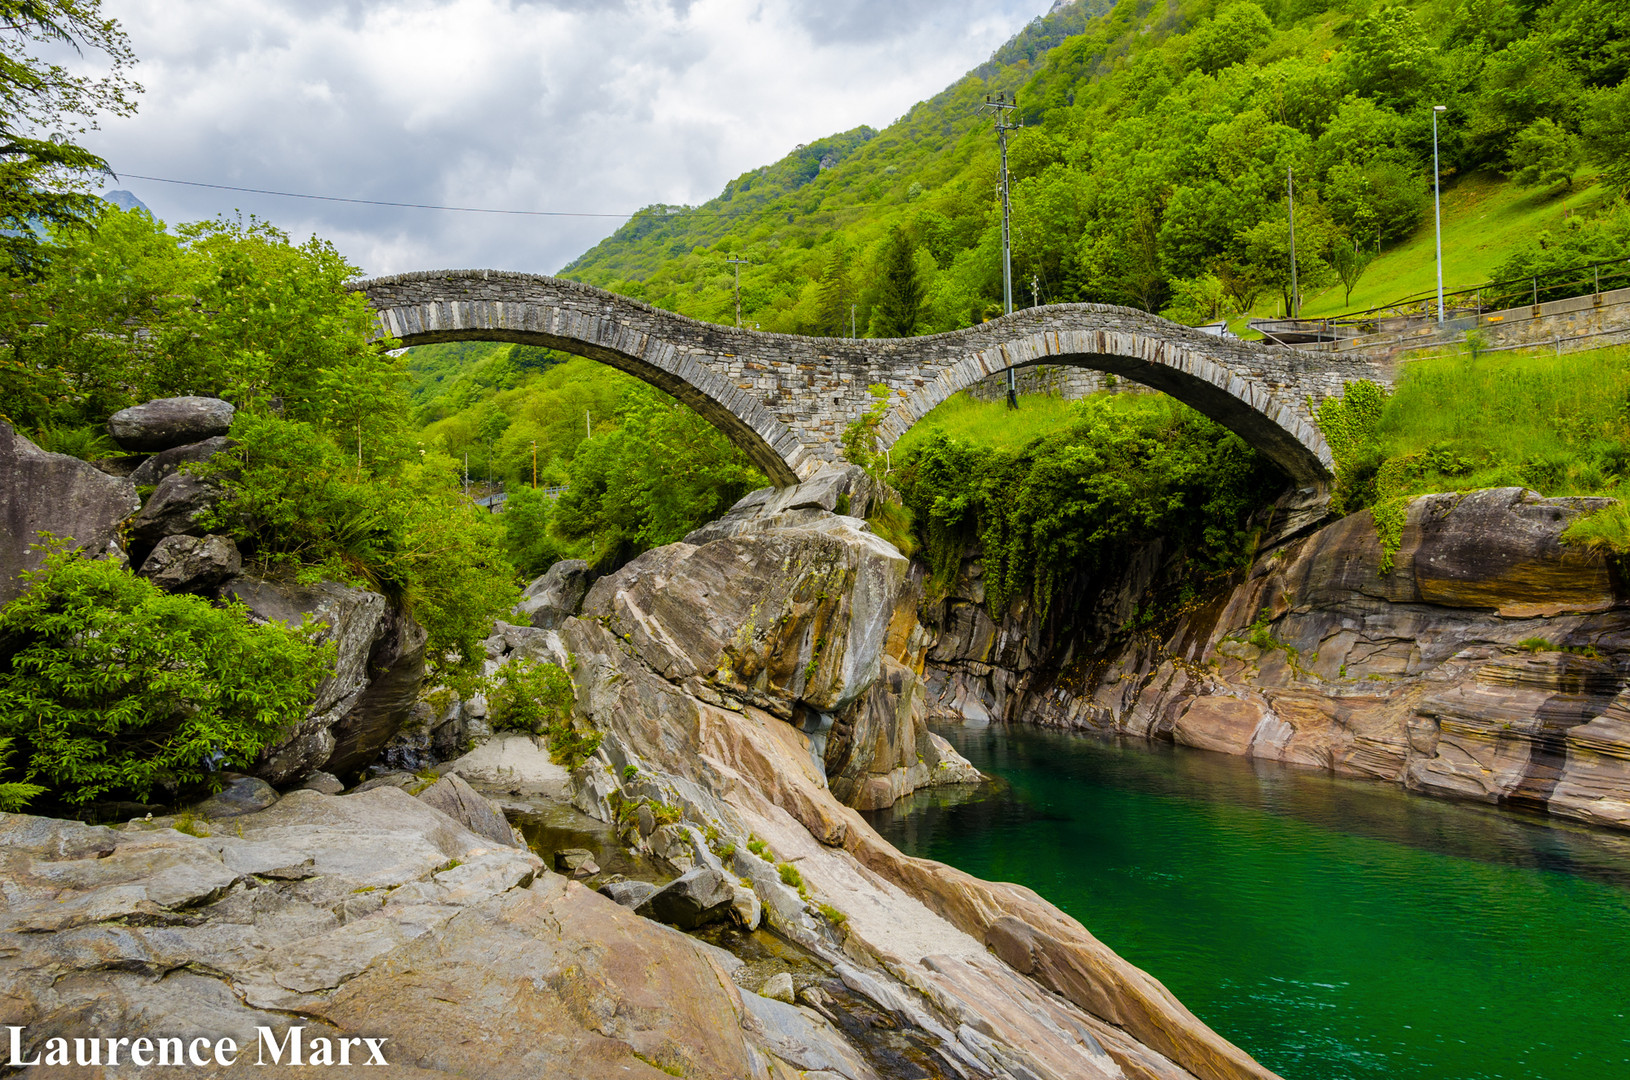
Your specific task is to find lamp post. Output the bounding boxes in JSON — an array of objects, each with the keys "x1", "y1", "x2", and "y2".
[{"x1": 1432, "y1": 104, "x2": 1447, "y2": 326}]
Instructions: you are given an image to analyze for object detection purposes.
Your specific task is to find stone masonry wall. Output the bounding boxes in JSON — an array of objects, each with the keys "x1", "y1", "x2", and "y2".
[{"x1": 355, "y1": 270, "x2": 1386, "y2": 488}]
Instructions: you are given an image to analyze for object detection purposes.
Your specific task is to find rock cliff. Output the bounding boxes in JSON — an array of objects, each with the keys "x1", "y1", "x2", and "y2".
[{"x1": 922, "y1": 486, "x2": 1630, "y2": 831}]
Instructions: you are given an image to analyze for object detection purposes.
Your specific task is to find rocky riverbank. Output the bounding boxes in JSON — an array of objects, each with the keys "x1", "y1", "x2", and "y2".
[
  {"x1": 0, "y1": 438, "x2": 1280, "y2": 1080},
  {"x1": 921, "y1": 486, "x2": 1630, "y2": 832}
]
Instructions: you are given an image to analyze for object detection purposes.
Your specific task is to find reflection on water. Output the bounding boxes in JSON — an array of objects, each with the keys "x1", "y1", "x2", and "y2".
[{"x1": 865, "y1": 725, "x2": 1630, "y2": 1080}]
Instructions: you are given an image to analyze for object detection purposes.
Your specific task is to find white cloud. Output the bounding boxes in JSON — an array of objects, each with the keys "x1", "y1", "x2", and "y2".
[{"x1": 85, "y1": 0, "x2": 1050, "y2": 276}]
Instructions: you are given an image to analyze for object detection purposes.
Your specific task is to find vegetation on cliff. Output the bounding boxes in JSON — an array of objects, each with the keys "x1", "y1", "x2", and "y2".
[{"x1": 891, "y1": 393, "x2": 1282, "y2": 614}]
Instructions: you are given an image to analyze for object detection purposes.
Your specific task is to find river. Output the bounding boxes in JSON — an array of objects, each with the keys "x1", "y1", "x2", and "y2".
[{"x1": 863, "y1": 724, "x2": 1630, "y2": 1080}]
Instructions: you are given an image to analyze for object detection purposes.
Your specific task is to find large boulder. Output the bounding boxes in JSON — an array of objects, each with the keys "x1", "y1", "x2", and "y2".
[
  {"x1": 130, "y1": 434, "x2": 232, "y2": 487},
  {"x1": 127, "y1": 469, "x2": 223, "y2": 551},
  {"x1": 414, "y1": 772, "x2": 519, "y2": 848},
  {"x1": 683, "y1": 464, "x2": 875, "y2": 545},
  {"x1": 323, "y1": 605, "x2": 430, "y2": 777},
  {"x1": 107, "y1": 395, "x2": 235, "y2": 453},
  {"x1": 220, "y1": 576, "x2": 427, "y2": 785},
  {"x1": 513, "y1": 558, "x2": 591, "y2": 630},
  {"x1": 137, "y1": 533, "x2": 242, "y2": 593},
  {"x1": 634, "y1": 866, "x2": 737, "y2": 929},
  {"x1": 583, "y1": 515, "x2": 908, "y2": 715},
  {"x1": 0, "y1": 421, "x2": 139, "y2": 606}
]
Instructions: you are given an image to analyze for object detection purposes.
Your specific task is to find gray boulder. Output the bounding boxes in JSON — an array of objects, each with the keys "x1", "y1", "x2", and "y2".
[
  {"x1": 221, "y1": 576, "x2": 393, "y2": 785},
  {"x1": 130, "y1": 435, "x2": 232, "y2": 487},
  {"x1": 634, "y1": 866, "x2": 737, "y2": 929},
  {"x1": 598, "y1": 879, "x2": 660, "y2": 908},
  {"x1": 683, "y1": 465, "x2": 874, "y2": 545},
  {"x1": 0, "y1": 422, "x2": 139, "y2": 605},
  {"x1": 323, "y1": 605, "x2": 429, "y2": 777},
  {"x1": 415, "y1": 772, "x2": 518, "y2": 848},
  {"x1": 107, "y1": 396, "x2": 235, "y2": 453},
  {"x1": 192, "y1": 776, "x2": 279, "y2": 818},
  {"x1": 138, "y1": 533, "x2": 241, "y2": 593},
  {"x1": 128, "y1": 469, "x2": 222, "y2": 550},
  {"x1": 514, "y1": 559, "x2": 592, "y2": 630}
]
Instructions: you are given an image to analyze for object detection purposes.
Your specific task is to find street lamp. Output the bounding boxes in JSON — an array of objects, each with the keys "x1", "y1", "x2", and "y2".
[{"x1": 1432, "y1": 104, "x2": 1447, "y2": 326}]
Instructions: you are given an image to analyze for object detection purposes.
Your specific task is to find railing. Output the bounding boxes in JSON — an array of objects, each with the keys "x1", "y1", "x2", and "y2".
[{"x1": 1248, "y1": 253, "x2": 1630, "y2": 345}]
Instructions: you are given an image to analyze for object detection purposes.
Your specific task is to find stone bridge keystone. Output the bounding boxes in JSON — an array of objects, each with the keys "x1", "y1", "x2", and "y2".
[{"x1": 352, "y1": 270, "x2": 1386, "y2": 490}]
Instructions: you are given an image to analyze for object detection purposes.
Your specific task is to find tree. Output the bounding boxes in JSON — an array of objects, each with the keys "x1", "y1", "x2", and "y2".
[
  {"x1": 0, "y1": 0, "x2": 139, "y2": 275},
  {"x1": 1507, "y1": 118, "x2": 1583, "y2": 189},
  {"x1": 813, "y1": 244, "x2": 853, "y2": 336},
  {"x1": 1330, "y1": 236, "x2": 1374, "y2": 309},
  {"x1": 1582, "y1": 83, "x2": 1630, "y2": 194},
  {"x1": 871, "y1": 226, "x2": 924, "y2": 337},
  {"x1": 1186, "y1": 2, "x2": 1273, "y2": 74}
]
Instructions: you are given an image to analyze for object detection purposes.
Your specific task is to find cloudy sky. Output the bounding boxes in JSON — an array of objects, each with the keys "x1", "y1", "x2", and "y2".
[{"x1": 80, "y1": 0, "x2": 1054, "y2": 277}]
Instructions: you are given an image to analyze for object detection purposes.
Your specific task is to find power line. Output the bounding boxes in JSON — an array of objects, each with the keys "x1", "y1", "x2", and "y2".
[
  {"x1": 112, "y1": 171, "x2": 889, "y2": 223},
  {"x1": 116, "y1": 172, "x2": 633, "y2": 218}
]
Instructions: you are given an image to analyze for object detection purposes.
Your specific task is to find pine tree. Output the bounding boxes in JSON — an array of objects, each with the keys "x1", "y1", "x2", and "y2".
[
  {"x1": 872, "y1": 226, "x2": 923, "y2": 338},
  {"x1": 813, "y1": 245, "x2": 852, "y2": 336}
]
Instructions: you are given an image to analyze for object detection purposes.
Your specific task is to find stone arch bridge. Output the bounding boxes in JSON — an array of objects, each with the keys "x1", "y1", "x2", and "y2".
[{"x1": 352, "y1": 270, "x2": 1386, "y2": 489}]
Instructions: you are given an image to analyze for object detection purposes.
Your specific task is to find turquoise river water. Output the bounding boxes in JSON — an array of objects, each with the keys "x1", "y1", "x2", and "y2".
[{"x1": 863, "y1": 724, "x2": 1630, "y2": 1080}]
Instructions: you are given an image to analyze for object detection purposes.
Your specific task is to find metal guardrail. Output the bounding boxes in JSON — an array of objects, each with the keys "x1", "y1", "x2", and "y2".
[{"x1": 1249, "y1": 254, "x2": 1630, "y2": 344}]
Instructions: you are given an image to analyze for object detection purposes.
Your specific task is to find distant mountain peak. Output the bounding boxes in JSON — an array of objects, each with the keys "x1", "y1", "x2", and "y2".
[{"x1": 101, "y1": 189, "x2": 152, "y2": 215}]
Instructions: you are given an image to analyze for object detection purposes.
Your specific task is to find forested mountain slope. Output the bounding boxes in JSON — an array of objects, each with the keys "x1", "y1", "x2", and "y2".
[{"x1": 559, "y1": 0, "x2": 1630, "y2": 332}]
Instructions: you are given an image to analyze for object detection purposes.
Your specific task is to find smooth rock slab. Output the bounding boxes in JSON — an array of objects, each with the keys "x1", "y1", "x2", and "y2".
[
  {"x1": 598, "y1": 878, "x2": 659, "y2": 908},
  {"x1": 108, "y1": 396, "x2": 236, "y2": 453},
  {"x1": 415, "y1": 773, "x2": 519, "y2": 848},
  {"x1": 635, "y1": 866, "x2": 737, "y2": 929},
  {"x1": 193, "y1": 776, "x2": 279, "y2": 819}
]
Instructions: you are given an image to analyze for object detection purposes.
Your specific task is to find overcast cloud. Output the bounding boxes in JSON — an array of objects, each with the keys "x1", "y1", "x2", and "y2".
[{"x1": 81, "y1": 0, "x2": 1052, "y2": 277}]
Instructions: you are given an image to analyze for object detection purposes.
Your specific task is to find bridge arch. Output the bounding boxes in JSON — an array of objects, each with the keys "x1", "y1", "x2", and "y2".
[{"x1": 353, "y1": 272, "x2": 1378, "y2": 491}]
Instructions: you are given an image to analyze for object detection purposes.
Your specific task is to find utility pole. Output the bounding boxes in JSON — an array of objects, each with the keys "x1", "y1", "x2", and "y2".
[
  {"x1": 984, "y1": 91, "x2": 1021, "y2": 407},
  {"x1": 463, "y1": 451, "x2": 469, "y2": 498},
  {"x1": 531, "y1": 440, "x2": 537, "y2": 488},
  {"x1": 1287, "y1": 167, "x2": 1300, "y2": 321},
  {"x1": 1432, "y1": 105, "x2": 1447, "y2": 325},
  {"x1": 726, "y1": 257, "x2": 749, "y2": 327},
  {"x1": 850, "y1": 303, "x2": 856, "y2": 338},
  {"x1": 1031, "y1": 273, "x2": 1039, "y2": 308}
]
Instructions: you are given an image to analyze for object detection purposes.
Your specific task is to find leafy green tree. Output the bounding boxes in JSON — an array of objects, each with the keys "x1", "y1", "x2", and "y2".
[
  {"x1": 1330, "y1": 235, "x2": 1374, "y2": 308},
  {"x1": 0, "y1": 0, "x2": 139, "y2": 275},
  {"x1": 1186, "y1": 2, "x2": 1273, "y2": 75},
  {"x1": 1341, "y1": 7, "x2": 1440, "y2": 110},
  {"x1": 872, "y1": 226, "x2": 925, "y2": 337},
  {"x1": 1507, "y1": 118, "x2": 1582, "y2": 189},
  {"x1": 502, "y1": 485, "x2": 575, "y2": 580},
  {"x1": 0, "y1": 546, "x2": 333, "y2": 807},
  {"x1": 813, "y1": 244, "x2": 854, "y2": 336},
  {"x1": 554, "y1": 393, "x2": 764, "y2": 569},
  {"x1": 1581, "y1": 83, "x2": 1630, "y2": 194}
]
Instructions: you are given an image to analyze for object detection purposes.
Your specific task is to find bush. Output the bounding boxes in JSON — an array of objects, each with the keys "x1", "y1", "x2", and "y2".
[
  {"x1": 486, "y1": 657, "x2": 599, "y2": 769},
  {"x1": 0, "y1": 547, "x2": 334, "y2": 806}
]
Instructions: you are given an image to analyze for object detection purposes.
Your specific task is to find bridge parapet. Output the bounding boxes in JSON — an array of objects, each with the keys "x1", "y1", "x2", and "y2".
[{"x1": 353, "y1": 270, "x2": 1387, "y2": 489}]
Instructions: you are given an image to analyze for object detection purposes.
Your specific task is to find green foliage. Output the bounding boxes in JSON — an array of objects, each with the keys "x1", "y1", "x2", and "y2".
[
  {"x1": 0, "y1": 735, "x2": 43, "y2": 812},
  {"x1": 29, "y1": 424, "x2": 113, "y2": 461},
  {"x1": 1330, "y1": 237, "x2": 1374, "y2": 309},
  {"x1": 0, "y1": 546, "x2": 333, "y2": 806},
  {"x1": 1318, "y1": 347, "x2": 1630, "y2": 568},
  {"x1": 487, "y1": 658, "x2": 601, "y2": 769},
  {"x1": 817, "y1": 902, "x2": 848, "y2": 929},
  {"x1": 872, "y1": 225, "x2": 925, "y2": 337},
  {"x1": 171, "y1": 810, "x2": 210, "y2": 838},
  {"x1": 198, "y1": 413, "x2": 518, "y2": 687},
  {"x1": 0, "y1": 209, "x2": 386, "y2": 433},
  {"x1": 777, "y1": 862, "x2": 804, "y2": 890},
  {"x1": 841, "y1": 384, "x2": 893, "y2": 471},
  {"x1": 867, "y1": 498, "x2": 919, "y2": 559},
  {"x1": 502, "y1": 485, "x2": 574, "y2": 581},
  {"x1": 0, "y1": 0, "x2": 139, "y2": 276},
  {"x1": 1517, "y1": 637, "x2": 1553, "y2": 653},
  {"x1": 552, "y1": 392, "x2": 765, "y2": 570},
  {"x1": 893, "y1": 392, "x2": 1281, "y2": 614},
  {"x1": 1508, "y1": 119, "x2": 1583, "y2": 190}
]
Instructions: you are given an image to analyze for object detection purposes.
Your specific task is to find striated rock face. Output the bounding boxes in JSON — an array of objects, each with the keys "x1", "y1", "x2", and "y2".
[
  {"x1": 0, "y1": 422, "x2": 139, "y2": 605},
  {"x1": 924, "y1": 487, "x2": 1630, "y2": 832},
  {"x1": 107, "y1": 395, "x2": 235, "y2": 452}
]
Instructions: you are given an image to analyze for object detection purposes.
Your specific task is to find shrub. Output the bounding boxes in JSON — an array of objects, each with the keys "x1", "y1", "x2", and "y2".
[
  {"x1": 486, "y1": 657, "x2": 600, "y2": 769},
  {"x1": 1517, "y1": 637, "x2": 1552, "y2": 653},
  {"x1": 776, "y1": 862, "x2": 804, "y2": 889},
  {"x1": 0, "y1": 736, "x2": 42, "y2": 812},
  {"x1": 0, "y1": 547, "x2": 333, "y2": 806}
]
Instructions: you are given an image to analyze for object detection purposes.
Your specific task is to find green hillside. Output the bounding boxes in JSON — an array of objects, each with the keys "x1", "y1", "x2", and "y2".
[{"x1": 559, "y1": 0, "x2": 1630, "y2": 334}]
